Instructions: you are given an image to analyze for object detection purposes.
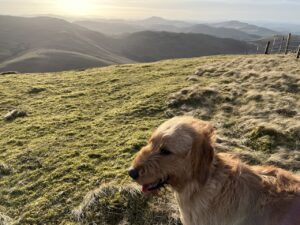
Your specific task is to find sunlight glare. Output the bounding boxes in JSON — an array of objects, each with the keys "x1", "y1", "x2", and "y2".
[{"x1": 57, "y1": 0, "x2": 93, "y2": 16}]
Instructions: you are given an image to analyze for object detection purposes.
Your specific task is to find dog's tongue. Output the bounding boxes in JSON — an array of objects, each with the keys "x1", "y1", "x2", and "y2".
[{"x1": 142, "y1": 185, "x2": 149, "y2": 193}]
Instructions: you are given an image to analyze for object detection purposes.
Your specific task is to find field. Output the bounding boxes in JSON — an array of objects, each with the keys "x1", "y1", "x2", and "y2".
[{"x1": 0, "y1": 54, "x2": 299, "y2": 224}]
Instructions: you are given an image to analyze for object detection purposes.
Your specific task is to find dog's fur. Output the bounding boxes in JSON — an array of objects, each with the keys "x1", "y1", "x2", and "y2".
[{"x1": 131, "y1": 116, "x2": 300, "y2": 225}]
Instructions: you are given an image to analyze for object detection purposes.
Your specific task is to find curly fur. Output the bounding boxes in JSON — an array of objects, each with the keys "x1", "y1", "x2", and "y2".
[{"x1": 131, "y1": 116, "x2": 300, "y2": 225}]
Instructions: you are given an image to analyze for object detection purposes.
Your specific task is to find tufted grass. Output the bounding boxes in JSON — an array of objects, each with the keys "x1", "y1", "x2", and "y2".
[
  {"x1": 0, "y1": 56, "x2": 226, "y2": 224},
  {"x1": 0, "y1": 54, "x2": 299, "y2": 224}
]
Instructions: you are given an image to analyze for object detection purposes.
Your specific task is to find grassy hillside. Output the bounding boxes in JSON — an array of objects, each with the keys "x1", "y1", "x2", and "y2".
[
  {"x1": 0, "y1": 54, "x2": 299, "y2": 224},
  {"x1": 0, "y1": 49, "x2": 113, "y2": 73}
]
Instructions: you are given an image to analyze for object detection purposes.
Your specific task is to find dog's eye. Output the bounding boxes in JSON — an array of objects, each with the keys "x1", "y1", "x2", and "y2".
[{"x1": 159, "y1": 147, "x2": 171, "y2": 155}]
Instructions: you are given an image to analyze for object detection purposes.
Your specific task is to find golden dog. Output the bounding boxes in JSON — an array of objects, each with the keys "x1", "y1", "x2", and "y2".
[{"x1": 129, "y1": 116, "x2": 300, "y2": 225}]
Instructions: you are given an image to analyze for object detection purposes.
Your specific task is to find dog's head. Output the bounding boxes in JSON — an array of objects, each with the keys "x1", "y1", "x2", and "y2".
[{"x1": 129, "y1": 116, "x2": 215, "y2": 193}]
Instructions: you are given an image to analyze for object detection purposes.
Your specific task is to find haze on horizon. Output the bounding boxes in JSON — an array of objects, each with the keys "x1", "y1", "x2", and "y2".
[{"x1": 0, "y1": 0, "x2": 300, "y2": 23}]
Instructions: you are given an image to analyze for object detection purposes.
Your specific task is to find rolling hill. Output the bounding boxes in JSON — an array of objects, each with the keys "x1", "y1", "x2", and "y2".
[
  {"x1": 0, "y1": 15, "x2": 133, "y2": 73},
  {"x1": 0, "y1": 16, "x2": 256, "y2": 73},
  {"x1": 260, "y1": 22, "x2": 300, "y2": 35},
  {"x1": 0, "y1": 54, "x2": 299, "y2": 224},
  {"x1": 119, "y1": 31, "x2": 253, "y2": 62},
  {"x1": 134, "y1": 16, "x2": 191, "y2": 28},
  {"x1": 212, "y1": 20, "x2": 279, "y2": 37},
  {"x1": 182, "y1": 24, "x2": 259, "y2": 41},
  {"x1": 74, "y1": 20, "x2": 144, "y2": 35},
  {"x1": 75, "y1": 17, "x2": 271, "y2": 41},
  {"x1": 76, "y1": 19, "x2": 260, "y2": 41}
]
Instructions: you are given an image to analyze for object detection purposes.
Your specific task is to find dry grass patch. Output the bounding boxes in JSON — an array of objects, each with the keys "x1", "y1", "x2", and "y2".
[
  {"x1": 0, "y1": 212, "x2": 15, "y2": 225},
  {"x1": 73, "y1": 183, "x2": 181, "y2": 225},
  {"x1": 167, "y1": 55, "x2": 300, "y2": 171}
]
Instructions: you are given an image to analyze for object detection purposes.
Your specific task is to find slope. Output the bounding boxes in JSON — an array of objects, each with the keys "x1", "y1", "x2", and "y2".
[
  {"x1": 119, "y1": 31, "x2": 254, "y2": 62},
  {"x1": 212, "y1": 20, "x2": 279, "y2": 37},
  {"x1": 0, "y1": 15, "x2": 133, "y2": 73},
  {"x1": 74, "y1": 20, "x2": 144, "y2": 35},
  {"x1": 0, "y1": 16, "x2": 256, "y2": 73},
  {"x1": 75, "y1": 18, "x2": 260, "y2": 41},
  {"x1": 0, "y1": 54, "x2": 299, "y2": 224},
  {"x1": 74, "y1": 17, "x2": 192, "y2": 35},
  {"x1": 183, "y1": 24, "x2": 260, "y2": 41}
]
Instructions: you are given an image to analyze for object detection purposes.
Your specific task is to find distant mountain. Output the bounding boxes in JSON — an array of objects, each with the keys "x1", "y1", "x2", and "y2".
[
  {"x1": 258, "y1": 22, "x2": 300, "y2": 35},
  {"x1": 134, "y1": 16, "x2": 191, "y2": 28},
  {"x1": 75, "y1": 18, "x2": 261, "y2": 41},
  {"x1": 0, "y1": 15, "x2": 133, "y2": 73},
  {"x1": 75, "y1": 20, "x2": 144, "y2": 35},
  {"x1": 0, "y1": 16, "x2": 255, "y2": 73},
  {"x1": 119, "y1": 31, "x2": 254, "y2": 62},
  {"x1": 212, "y1": 20, "x2": 279, "y2": 37},
  {"x1": 74, "y1": 17, "x2": 191, "y2": 35},
  {"x1": 182, "y1": 24, "x2": 260, "y2": 41}
]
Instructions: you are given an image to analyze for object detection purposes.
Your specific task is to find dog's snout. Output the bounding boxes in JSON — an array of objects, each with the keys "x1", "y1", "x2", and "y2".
[{"x1": 128, "y1": 167, "x2": 139, "y2": 180}]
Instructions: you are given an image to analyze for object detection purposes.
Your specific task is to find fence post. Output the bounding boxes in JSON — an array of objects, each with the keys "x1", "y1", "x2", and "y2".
[
  {"x1": 278, "y1": 36, "x2": 284, "y2": 53},
  {"x1": 264, "y1": 41, "x2": 271, "y2": 54},
  {"x1": 297, "y1": 45, "x2": 300, "y2": 59},
  {"x1": 271, "y1": 36, "x2": 276, "y2": 53},
  {"x1": 285, "y1": 33, "x2": 291, "y2": 54}
]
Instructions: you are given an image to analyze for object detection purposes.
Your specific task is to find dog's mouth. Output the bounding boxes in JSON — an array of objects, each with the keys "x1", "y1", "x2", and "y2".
[{"x1": 141, "y1": 177, "x2": 169, "y2": 193}]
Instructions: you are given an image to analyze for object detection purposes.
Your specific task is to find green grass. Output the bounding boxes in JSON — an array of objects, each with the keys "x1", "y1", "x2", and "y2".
[
  {"x1": 0, "y1": 56, "x2": 227, "y2": 224},
  {"x1": 1, "y1": 54, "x2": 299, "y2": 224}
]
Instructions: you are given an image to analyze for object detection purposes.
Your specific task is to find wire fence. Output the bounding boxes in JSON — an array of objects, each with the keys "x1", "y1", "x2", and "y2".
[{"x1": 257, "y1": 33, "x2": 300, "y2": 59}]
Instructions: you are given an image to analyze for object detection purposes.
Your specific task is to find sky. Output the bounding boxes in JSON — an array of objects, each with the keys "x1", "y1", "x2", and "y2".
[{"x1": 0, "y1": 0, "x2": 300, "y2": 23}]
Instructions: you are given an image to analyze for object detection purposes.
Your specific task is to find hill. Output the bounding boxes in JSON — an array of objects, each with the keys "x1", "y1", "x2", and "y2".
[
  {"x1": 182, "y1": 24, "x2": 259, "y2": 41},
  {"x1": 75, "y1": 17, "x2": 267, "y2": 41},
  {"x1": 0, "y1": 54, "x2": 299, "y2": 224},
  {"x1": 0, "y1": 15, "x2": 133, "y2": 73},
  {"x1": 260, "y1": 22, "x2": 300, "y2": 35},
  {"x1": 74, "y1": 20, "x2": 144, "y2": 35},
  {"x1": 212, "y1": 20, "x2": 279, "y2": 37},
  {"x1": 132, "y1": 16, "x2": 191, "y2": 31},
  {"x1": 118, "y1": 31, "x2": 254, "y2": 62},
  {"x1": 0, "y1": 16, "x2": 255, "y2": 73},
  {"x1": 76, "y1": 19, "x2": 259, "y2": 41}
]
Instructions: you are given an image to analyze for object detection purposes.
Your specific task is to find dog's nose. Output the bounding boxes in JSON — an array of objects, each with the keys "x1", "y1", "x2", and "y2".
[{"x1": 128, "y1": 168, "x2": 139, "y2": 180}]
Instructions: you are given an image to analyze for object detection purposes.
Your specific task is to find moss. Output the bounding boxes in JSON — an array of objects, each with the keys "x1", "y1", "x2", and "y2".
[
  {"x1": 251, "y1": 126, "x2": 283, "y2": 138},
  {"x1": 246, "y1": 126, "x2": 295, "y2": 153},
  {"x1": 247, "y1": 135, "x2": 277, "y2": 153}
]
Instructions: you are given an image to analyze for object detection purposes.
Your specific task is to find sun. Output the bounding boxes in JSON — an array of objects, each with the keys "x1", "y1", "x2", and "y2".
[{"x1": 57, "y1": 0, "x2": 93, "y2": 16}]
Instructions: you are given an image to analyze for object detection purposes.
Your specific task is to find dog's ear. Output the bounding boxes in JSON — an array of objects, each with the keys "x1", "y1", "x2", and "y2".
[{"x1": 190, "y1": 125, "x2": 215, "y2": 185}]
